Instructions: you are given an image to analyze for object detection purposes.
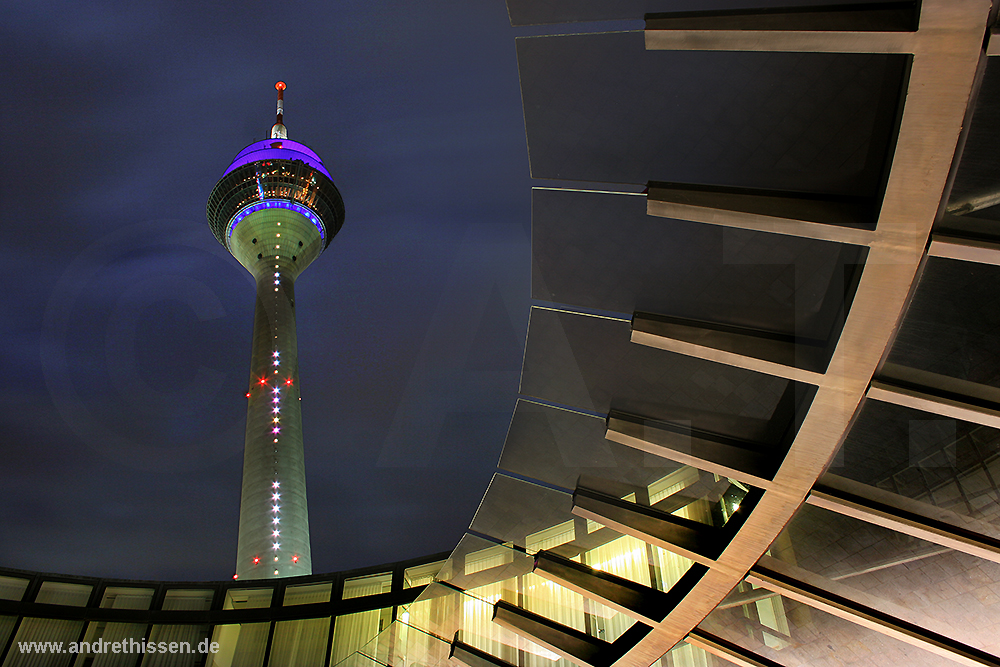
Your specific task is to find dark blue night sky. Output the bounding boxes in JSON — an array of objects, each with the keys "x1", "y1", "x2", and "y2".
[{"x1": 0, "y1": 0, "x2": 541, "y2": 580}]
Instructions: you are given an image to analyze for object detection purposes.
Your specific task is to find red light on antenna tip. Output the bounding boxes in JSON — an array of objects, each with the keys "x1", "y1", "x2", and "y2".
[{"x1": 275, "y1": 81, "x2": 286, "y2": 91}]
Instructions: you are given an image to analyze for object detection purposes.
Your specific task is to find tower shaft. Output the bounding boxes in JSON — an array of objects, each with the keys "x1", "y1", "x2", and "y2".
[{"x1": 236, "y1": 271, "x2": 311, "y2": 579}]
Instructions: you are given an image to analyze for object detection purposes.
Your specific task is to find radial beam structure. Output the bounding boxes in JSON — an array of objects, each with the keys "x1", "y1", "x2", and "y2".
[{"x1": 207, "y1": 82, "x2": 345, "y2": 580}]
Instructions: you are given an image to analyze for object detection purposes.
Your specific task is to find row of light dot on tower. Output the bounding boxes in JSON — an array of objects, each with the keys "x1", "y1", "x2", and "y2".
[
  {"x1": 269, "y1": 249, "x2": 302, "y2": 574},
  {"x1": 235, "y1": 245, "x2": 301, "y2": 579},
  {"x1": 272, "y1": 263, "x2": 283, "y2": 576}
]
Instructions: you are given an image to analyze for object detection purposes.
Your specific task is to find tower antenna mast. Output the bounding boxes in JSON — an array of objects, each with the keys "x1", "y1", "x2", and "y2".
[{"x1": 272, "y1": 81, "x2": 287, "y2": 139}]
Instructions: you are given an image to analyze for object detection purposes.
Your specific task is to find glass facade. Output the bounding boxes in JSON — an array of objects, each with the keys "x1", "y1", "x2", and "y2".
[
  {"x1": 0, "y1": 556, "x2": 444, "y2": 667},
  {"x1": 223, "y1": 588, "x2": 272, "y2": 610},
  {"x1": 0, "y1": 618, "x2": 16, "y2": 660},
  {"x1": 331, "y1": 609, "x2": 392, "y2": 664},
  {"x1": 75, "y1": 621, "x2": 147, "y2": 667},
  {"x1": 209, "y1": 623, "x2": 269, "y2": 667},
  {"x1": 404, "y1": 561, "x2": 445, "y2": 589},
  {"x1": 141, "y1": 625, "x2": 212, "y2": 667},
  {"x1": 162, "y1": 590, "x2": 214, "y2": 611},
  {"x1": 7, "y1": 618, "x2": 84, "y2": 664},
  {"x1": 286, "y1": 582, "x2": 332, "y2": 606},
  {"x1": 35, "y1": 581, "x2": 91, "y2": 606},
  {"x1": 342, "y1": 573, "x2": 391, "y2": 600},
  {"x1": 270, "y1": 617, "x2": 330, "y2": 667},
  {"x1": 101, "y1": 587, "x2": 154, "y2": 610},
  {"x1": 0, "y1": 578, "x2": 27, "y2": 603}
]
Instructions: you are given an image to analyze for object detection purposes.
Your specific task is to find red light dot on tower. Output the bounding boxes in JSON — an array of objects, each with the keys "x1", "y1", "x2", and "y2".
[
  {"x1": 253, "y1": 556, "x2": 260, "y2": 564},
  {"x1": 292, "y1": 555, "x2": 299, "y2": 563}
]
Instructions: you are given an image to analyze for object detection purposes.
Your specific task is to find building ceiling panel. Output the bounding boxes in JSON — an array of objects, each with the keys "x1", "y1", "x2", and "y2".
[
  {"x1": 505, "y1": 0, "x2": 882, "y2": 27},
  {"x1": 774, "y1": 502, "x2": 1000, "y2": 655},
  {"x1": 469, "y1": 473, "x2": 578, "y2": 547},
  {"x1": 700, "y1": 579, "x2": 958, "y2": 666},
  {"x1": 517, "y1": 31, "x2": 907, "y2": 193},
  {"x1": 498, "y1": 398, "x2": 685, "y2": 493},
  {"x1": 947, "y1": 59, "x2": 1000, "y2": 218},
  {"x1": 433, "y1": 533, "x2": 535, "y2": 592},
  {"x1": 887, "y1": 257, "x2": 1000, "y2": 390},
  {"x1": 519, "y1": 306, "x2": 799, "y2": 443},
  {"x1": 833, "y1": 398, "x2": 1000, "y2": 527},
  {"x1": 531, "y1": 187, "x2": 866, "y2": 340}
]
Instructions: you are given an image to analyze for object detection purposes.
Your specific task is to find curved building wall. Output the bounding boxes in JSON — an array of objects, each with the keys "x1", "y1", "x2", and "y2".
[{"x1": 5, "y1": 2, "x2": 1000, "y2": 667}]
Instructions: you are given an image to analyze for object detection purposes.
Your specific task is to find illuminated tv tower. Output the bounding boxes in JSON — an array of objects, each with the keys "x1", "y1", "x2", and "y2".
[{"x1": 207, "y1": 82, "x2": 345, "y2": 579}]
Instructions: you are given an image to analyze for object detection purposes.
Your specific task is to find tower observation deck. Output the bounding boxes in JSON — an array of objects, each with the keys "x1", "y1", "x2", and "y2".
[{"x1": 207, "y1": 82, "x2": 345, "y2": 580}]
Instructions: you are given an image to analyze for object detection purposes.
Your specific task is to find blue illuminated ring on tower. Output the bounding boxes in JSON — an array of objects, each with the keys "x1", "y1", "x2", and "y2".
[
  {"x1": 226, "y1": 199, "x2": 326, "y2": 249},
  {"x1": 206, "y1": 159, "x2": 345, "y2": 251}
]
